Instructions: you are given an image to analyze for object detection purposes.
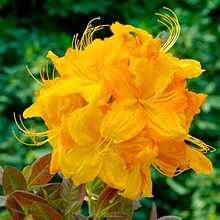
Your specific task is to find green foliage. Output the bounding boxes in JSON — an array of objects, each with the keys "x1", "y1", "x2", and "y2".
[{"x1": 0, "y1": 0, "x2": 220, "y2": 219}]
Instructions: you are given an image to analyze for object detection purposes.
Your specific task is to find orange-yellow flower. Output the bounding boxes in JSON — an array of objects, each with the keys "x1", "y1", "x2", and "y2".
[{"x1": 16, "y1": 8, "x2": 214, "y2": 200}]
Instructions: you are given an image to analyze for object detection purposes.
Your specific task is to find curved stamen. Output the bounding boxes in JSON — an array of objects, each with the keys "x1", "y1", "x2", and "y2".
[
  {"x1": 72, "y1": 17, "x2": 109, "y2": 51},
  {"x1": 13, "y1": 113, "x2": 57, "y2": 146},
  {"x1": 26, "y1": 66, "x2": 43, "y2": 86},
  {"x1": 155, "y1": 7, "x2": 180, "y2": 52},
  {"x1": 186, "y1": 135, "x2": 216, "y2": 153}
]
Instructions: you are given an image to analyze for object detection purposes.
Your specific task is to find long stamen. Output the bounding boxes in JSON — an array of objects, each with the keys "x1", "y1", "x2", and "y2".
[
  {"x1": 72, "y1": 17, "x2": 109, "y2": 51},
  {"x1": 155, "y1": 7, "x2": 180, "y2": 52},
  {"x1": 26, "y1": 66, "x2": 43, "y2": 86},
  {"x1": 13, "y1": 113, "x2": 57, "y2": 146},
  {"x1": 13, "y1": 113, "x2": 49, "y2": 136},
  {"x1": 186, "y1": 135, "x2": 215, "y2": 153}
]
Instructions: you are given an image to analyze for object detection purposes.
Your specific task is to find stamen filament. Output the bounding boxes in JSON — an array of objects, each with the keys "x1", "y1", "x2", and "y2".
[
  {"x1": 155, "y1": 6, "x2": 180, "y2": 52},
  {"x1": 26, "y1": 66, "x2": 43, "y2": 86},
  {"x1": 187, "y1": 135, "x2": 215, "y2": 153}
]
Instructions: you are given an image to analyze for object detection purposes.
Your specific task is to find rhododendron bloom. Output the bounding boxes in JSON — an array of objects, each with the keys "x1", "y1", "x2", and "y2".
[{"x1": 15, "y1": 8, "x2": 214, "y2": 199}]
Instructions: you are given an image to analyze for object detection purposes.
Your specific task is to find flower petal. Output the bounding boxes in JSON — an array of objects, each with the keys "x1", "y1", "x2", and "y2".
[
  {"x1": 186, "y1": 146, "x2": 213, "y2": 175},
  {"x1": 98, "y1": 152, "x2": 128, "y2": 189},
  {"x1": 119, "y1": 165, "x2": 143, "y2": 199},
  {"x1": 60, "y1": 146, "x2": 103, "y2": 185},
  {"x1": 144, "y1": 103, "x2": 187, "y2": 142},
  {"x1": 67, "y1": 105, "x2": 103, "y2": 146},
  {"x1": 141, "y1": 162, "x2": 153, "y2": 197},
  {"x1": 101, "y1": 102, "x2": 146, "y2": 143}
]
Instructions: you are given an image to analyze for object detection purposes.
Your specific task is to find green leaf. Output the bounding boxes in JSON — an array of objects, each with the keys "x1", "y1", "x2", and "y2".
[
  {"x1": 0, "y1": 196, "x2": 7, "y2": 207},
  {"x1": 60, "y1": 179, "x2": 86, "y2": 216},
  {"x1": 5, "y1": 194, "x2": 25, "y2": 220},
  {"x1": 2, "y1": 166, "x2": 27, "y2": 195},
  {"x1": 27, "y1": 153, "x2": 54, "y2": 188},
  {"x1": 22, "y1": 165, "x2": 32, "y2": 181},
  {"x1": 105, "y1": 196, "x2": 133, "y2": 220},
  {"x1": 149, "y1": 203, "x2": 157, "y2": 220},
  {"x1": 86, "y1": 177, "x2": 104, "y2": 195},
  {"x1": 12, "y1": 190, "x2": 47, "y2": 209},
  {"x1": 132, "y1": 200, "x2": 142, "y2": 211},
  {"x1": 86, "y1": 178, "x2": 104, "y2": 217},
  {"x1": 39, "y1": 183, "x2": 62, "y2": 210},
  {"x1": 31, "y1": 201, "x2": 64, "y2": 220}
]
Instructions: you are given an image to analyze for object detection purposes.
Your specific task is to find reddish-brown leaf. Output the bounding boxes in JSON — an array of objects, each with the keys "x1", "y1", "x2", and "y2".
[
  {"x1": 31, "y1": 201, "x2": 64, "y2": 220},
  {"x1": 73, "y1": 213, "x2": 89, "y2": 220},
  {"x1": 149, "y1": 203, "x2": 157, "y2": 220},
  {"x1": 27, "y1": 153, "x2": 54, "y2": 187},
  {"x1": 2, "y1": 166, "x2": 27, "y2": 195},
  {"x1": 5, "y1": 194, "x2": 25, "y2": 220},
  {"x1": 60, "y1": 179, "x2": 86, "y2": 215},
  {"x1": 96, "y1": 187, "x2": 118, "y2": 211},
  {"x1": 12, "y1": 190, "x2": 47, "y2": 209},
  {"x1": 157, "y1": 216, "x2": 182, "y2": 220}
]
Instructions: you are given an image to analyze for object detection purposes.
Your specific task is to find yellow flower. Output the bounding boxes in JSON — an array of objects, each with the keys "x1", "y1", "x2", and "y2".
[{"x1": 16, "y1": 8, "x2": 214, "y2": 199}]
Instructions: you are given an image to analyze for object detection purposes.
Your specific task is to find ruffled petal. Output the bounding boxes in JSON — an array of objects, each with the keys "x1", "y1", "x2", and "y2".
[
  {"x1": 153, "y1": 141, "x2": 187, "y2": 177},
  {"x1": 130, "y1": 57, "x2": 174, "y2": 100},
  {"x1": 184, "y1": 91, "x2": 207, "y2": 129},
  {"x1": 165, "y1": 53, "x2": 205, "y2": 79}
]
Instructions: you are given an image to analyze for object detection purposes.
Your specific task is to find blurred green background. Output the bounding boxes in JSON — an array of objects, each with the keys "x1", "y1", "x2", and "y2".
[{"x1": 0, "y1": 0, "x2": 220, "y2": 219}]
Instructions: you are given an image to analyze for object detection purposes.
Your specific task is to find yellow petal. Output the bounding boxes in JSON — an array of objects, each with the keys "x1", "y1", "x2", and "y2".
[
  {"x1": 60, "y1": 146, "x2": 103, "y2": 185},
  {"x1": 144, "y1": 103, "x2": 187, "y2": 142},
  {"x1": 98, "y1": 152, "x2": 128, "y2": 189},
  {"x1": 184, "y1": 91, "x2": 207, "y2": 129},
  {"x1": 83, "y1": 80, "x2": 111, "y2": 105},
  {"x1": 165, "y1": 53, "x2": 205, "y2": 79},
  {"x1": 130, "y1": 57, "x2": 173, "y2": 100},
  {"x1": 186, "y1": 146, "x2": 213, "y2": 175},
  {"x1": 47, "y1": 49, "x2": 78, "y2": 78},
  {"x1": 116, "y1": 132, "x2": 158, "y2": 169},
  {"x1": 101, "y1": 102, "x2": 146, "y2": 143},
  {"x1": 110, "y1": 22, "x2": 153, "y2": 42},
  {"x1": 153, "y1": 141, "x2": 187, "y2": 177},
  {"x1": 141, "y1": 162, "x2": 153, "y2": 197},
  {"x1": 119, "y1": 165, "x2": 143, "y2": 199},
  {"x1": 50, "y1": 149, "x2": 59, "y2": 174},
  {"x1": 23, "y1": 102, "x2": 41, "y2": 119},
  {"x1": 67, "y1": 105, "x2": 103, "y2": 146}
]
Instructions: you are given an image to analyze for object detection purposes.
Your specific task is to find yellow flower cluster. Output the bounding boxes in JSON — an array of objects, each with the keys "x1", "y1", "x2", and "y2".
[{"x1": 19, "y1": 8, "x2": 213, "y2": 199}]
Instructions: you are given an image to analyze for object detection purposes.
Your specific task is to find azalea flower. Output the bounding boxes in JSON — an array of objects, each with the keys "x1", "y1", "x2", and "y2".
[{"x1": 15, "y1": 7, "x2": 214, "y2": 199}]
